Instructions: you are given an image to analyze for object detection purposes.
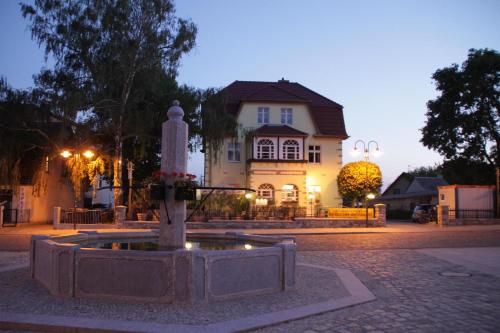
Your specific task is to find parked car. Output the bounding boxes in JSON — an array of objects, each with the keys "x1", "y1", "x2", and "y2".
[{"x1": 412, "y1": 204, "x2": 436, "y2": 223}]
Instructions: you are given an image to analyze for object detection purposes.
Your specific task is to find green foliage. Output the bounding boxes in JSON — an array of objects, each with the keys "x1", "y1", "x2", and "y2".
[
  {"x1": 408, "y1": 165, "x2": 442, "y2": 177},
  {"x1": 0, "y1": 78, "x2": 63, "y2": 186},
  {"x1": 21, "y1": 0, "x2": 198, "y2": 204},
  {"x1": 421, "y1": 48, "x2": 500, "y2": 167},
  {"x1": 441, "y1": 158, "x2": 495, "y2": 185},
  {"x1": 201, "y1": 88, "x2": 239, "y2": 161},
  {"x1": 204, "y1": 192, "x2": 248, "y2": 213},
  {"x1": 337, "y1": 161, "x2": 382, "y2": 204}
]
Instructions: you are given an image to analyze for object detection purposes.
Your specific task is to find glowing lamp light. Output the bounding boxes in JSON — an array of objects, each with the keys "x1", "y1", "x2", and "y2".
[
  {"x1": 373, "y1": 148, "x2": 382, "y2": 158},
  {"x1": 244, "y1": 192, "x2": 253, "y2": 200},
  {"x1": 367, "y1": 193, "x2": 376, "y2": 200},
  {"x1": 244, "y1": 244, "x2": 253, "y2": 250},
  {"x1": 82, "y1": 150, "x2": 95, "y2": 159},
  {"x1": 185, "y1": 242, "x2": 193, "y2": 250},
  {"x1": 308, "y1": 193, "x2": 315, "y2": 200},
  {"x1": 60, "y1": 150, "x2": 72, "y2": 158},
  {"x1": 255, "y1": 198, "x2": 268, "y2": 206},
  {"x1": 350, "y1": 147, "x2": 361, "y2": 157}
]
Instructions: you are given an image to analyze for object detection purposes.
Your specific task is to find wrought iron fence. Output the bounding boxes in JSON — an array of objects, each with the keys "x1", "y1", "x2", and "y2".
[
  {"x1": 61, "y1": 208, "x2": 114, "y2": 224},
  {"x1": 449, "y1": 209, "x2": 495, "y2": 220}
]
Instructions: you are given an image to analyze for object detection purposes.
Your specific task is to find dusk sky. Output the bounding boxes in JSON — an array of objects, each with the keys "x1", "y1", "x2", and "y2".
[{"x1": 1, "y1": 0, "x2": 499, "y2": 189}]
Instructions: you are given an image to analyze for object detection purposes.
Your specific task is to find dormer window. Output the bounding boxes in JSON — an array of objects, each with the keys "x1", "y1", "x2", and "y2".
[
  {"x1": 256, "y1": 139, "x2": 275, "y2": 159},
  {"x1": 280, "y1": 108, "x2": 293, "y2": 125},
  {"x1": 257, "y1": 107, "x2": 269, "y2": 124}
]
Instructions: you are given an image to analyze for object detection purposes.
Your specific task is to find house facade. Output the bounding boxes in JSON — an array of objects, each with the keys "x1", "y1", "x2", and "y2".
[
  {"x1": 377, "y1": 172, "x2": 448, "y2": 211},
  {"x1": 204, "y1": 79, "x2": 348, "y2": 208}
]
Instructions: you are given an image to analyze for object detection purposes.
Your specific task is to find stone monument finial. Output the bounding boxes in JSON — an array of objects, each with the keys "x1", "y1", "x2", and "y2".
[{"x1": 167, "y1": 100, "x2": 184, "y2": 120}]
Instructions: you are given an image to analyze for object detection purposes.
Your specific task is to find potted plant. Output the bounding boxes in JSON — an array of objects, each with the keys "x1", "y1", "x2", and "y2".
[{"x1": 174, "y1": 173, "x2": 197, "y2": 201}]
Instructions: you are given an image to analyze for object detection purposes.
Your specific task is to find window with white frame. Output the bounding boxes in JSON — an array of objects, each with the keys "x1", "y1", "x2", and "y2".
[
  {"x1": 282, "y1": 139, "x2": 300, "y2": 160},
  {"x1": 280, "y1": 108, "x2": 293, "y2": 124},
  {"x1": 308, "y1": 145, "x2": 321, "y2": 163},
  {"x1": 281, "y1": 184, "x2": 298, "y2": 202},
  {"x1": 256, "y1": 139, "x2": 275, "y2": 159},
  {"x1": 227, "y1": 142, "x2": 241, "y2": 162},
  {"x1": 257, "y1": 107, "x2": 270, "y2": 124},
  {"x1": 258, "y1": 183, "x2": 274, "y2": 200}
]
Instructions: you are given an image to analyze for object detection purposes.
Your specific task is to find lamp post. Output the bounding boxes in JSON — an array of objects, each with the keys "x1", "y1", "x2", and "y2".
[
  {"x1": 60, "y1": 148, "x2": 96, "y2": 208},
  {"x1": 366, "y1": 193, "x2": 376, "y2": 225},
  {"x1": 351, "y1": 139, "x2": 382, "y2": 216}
]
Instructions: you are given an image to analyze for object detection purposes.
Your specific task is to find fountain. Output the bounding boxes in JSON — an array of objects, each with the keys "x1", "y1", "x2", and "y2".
[{"x1": 30, "y1": 101, "x2": 296, "y2": 303}]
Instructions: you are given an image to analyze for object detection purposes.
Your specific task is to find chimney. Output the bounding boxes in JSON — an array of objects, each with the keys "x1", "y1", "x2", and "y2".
[{"x1": 278, "y1": 77, "x2": 289, "y2": 83}]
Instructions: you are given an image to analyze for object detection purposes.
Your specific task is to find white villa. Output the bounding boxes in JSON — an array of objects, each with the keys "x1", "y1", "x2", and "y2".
[{"x1": 203, "y1": 79, "x2": 348, "y2": 208}]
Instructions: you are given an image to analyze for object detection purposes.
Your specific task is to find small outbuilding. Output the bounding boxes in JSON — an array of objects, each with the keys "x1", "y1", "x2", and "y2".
[{"x1": 437, "y1": 185, "x2": 495, "y2": 211}]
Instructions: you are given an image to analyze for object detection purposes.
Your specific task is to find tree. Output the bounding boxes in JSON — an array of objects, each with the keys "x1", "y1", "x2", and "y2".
[
  {"x1": 0, "y1": 78, "x2": 63, "y2": 186},
  {"x1": 337, "y1": 161, "x2": 382, "y2": 205},
  {"x1": 421, "y1": 49, "x2": 500, "y2": 177},
  {"x1": 21, "y1": 0, "x2": 197, "y2": 206},
  {"x1": 408, "y1": 165, "x2": 442, "y2": 177}
]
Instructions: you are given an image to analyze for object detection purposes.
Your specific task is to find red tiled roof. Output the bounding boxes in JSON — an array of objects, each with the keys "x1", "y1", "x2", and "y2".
[
  {"x1": 254, "y1": 125, "x2": 308, "y2": 137},
  {"x1": 224, "y1": 80, "x2": 348, "y2": 138}
]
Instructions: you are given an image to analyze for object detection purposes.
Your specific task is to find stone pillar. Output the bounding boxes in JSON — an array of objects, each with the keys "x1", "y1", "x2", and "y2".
[
  {"x1": 374, "y1": 204, "x2": 386, "y2": 226},
  {"x1": 159, "y1": 101, "x2": 188, "y2": 249},
  {"x1": 437, "y1": 205, "x2": 449, "y2": 226},
  {"x1": 0, "y1": 205, "x2": 3, "y2": 228},
  {"x1": 114, "y1": 205, "x2": 127, "y2": 226},
  {"x1": 53, "y1": 207, "x2": 61, "y2": 229}
]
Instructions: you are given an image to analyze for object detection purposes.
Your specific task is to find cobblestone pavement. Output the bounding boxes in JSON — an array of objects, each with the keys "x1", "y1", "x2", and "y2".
[
  {"x1": 294, "y1": 230, "x2": 500, "y2": 251},
  {"x1": 253, "y1": 231, "x2": 500, "y2": 333}
]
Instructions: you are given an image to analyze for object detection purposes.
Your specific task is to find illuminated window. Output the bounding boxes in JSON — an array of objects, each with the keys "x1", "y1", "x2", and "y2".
[
  {"x1": 258, "y1": 183, "x2": 274, "y2": 200},
  {"x1": 308, "y1": 145, "x2": 320, "y2": 163},
  {"x1": 282, "y1": 184, "x2": 298, "y2": 202},
  {"x1": 257, "y1": 139, "x2": 275, "y2": 159},
  {"x1": 282, "y1": 139, "x2": 300, "y2": 160}
]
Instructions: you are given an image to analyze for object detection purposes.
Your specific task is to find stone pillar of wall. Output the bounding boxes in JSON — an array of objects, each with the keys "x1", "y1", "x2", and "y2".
[
  {"x1": 159, "y1": 101, "x2": 188, "y2": 249},
  {"x1": 0, "y1": 205, "x2": 3, "y2": 228},
  {"x1": 114, "y1": 205, "x2": 127, "y2": 226},
  {"x1": 437, "y1": 205, "x2": 449, "y2": 226},
  {"x1": 374, "y1": 204, "x2": 386, "y2": 226},
  {"x1": 53, "y1": 207, "x2": 61, "y2": 229}
]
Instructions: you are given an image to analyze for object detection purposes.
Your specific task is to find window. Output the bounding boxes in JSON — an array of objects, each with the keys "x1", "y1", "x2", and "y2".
[
  {"x1": 227, "y1": 142, "x2": 241, "y2": 162},
  {"x1": 308, "y1": 145, "x2": 320, "y2": 163},
  {"x1": 280, "y1": 108, "x2": 293, "y2": 124},
  {"x1": 257, "y1": 107, "x2": 269, "y2": 124},
  {"x1": 282, "y1": 139, "x2": 300, "y2": 160},
  {"x1": 440, "y1": 194, "x2": 445, "y2": 200},
  {"x1": 282, "y1": 184, "x2": 298, "y2": 202},
  {"x1": 258, "y1": 183, "x2": 274, "y2": 200},
  {"x1": 257, "y1": 139, "x2": 275, "y2": 159}
]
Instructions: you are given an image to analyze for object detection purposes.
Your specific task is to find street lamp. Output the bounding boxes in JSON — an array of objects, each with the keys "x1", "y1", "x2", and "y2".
[
  {"x1": 351, "y1": 140, "x2": 381, "y2": 161},
  {"x1": 351, "y1": 139, "x2": 382, "y2": 219}
]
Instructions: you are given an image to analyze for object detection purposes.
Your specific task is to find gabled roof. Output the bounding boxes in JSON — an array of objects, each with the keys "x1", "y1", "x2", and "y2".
[
  {"x1": 380, "y1": 172, "x2": 448, "y2": 200},
  {"x1": 223, "y1": 80, "x2": 348, "y2": 138},
  {"x1": 254, "y1": 125, "x2": 308, "y2": 137}
]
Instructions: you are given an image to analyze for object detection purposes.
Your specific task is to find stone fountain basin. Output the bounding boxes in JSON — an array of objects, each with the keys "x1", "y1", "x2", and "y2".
[{"x1": 30, "y1": 231, "x2": 296, "y2": 303}]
